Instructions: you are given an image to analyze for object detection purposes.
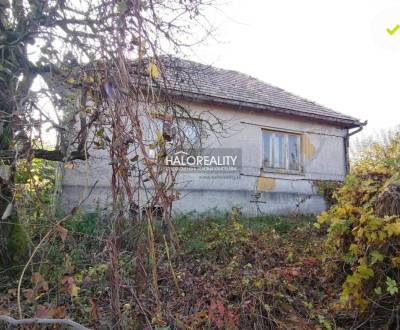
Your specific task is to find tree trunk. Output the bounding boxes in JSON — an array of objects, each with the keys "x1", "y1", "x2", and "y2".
[
  {"x1": 0, "y1": 116, "x2": 19, "y2": 265},
  {"x1": 0, "y1": 167, "x2": 15, "y2": 265},
  {"x1": 0, "y1": 25, "x2": 31, "y2": 264}
]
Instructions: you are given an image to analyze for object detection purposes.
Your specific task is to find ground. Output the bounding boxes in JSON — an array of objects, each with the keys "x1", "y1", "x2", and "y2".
[{"x1": 0, "y1": 211, "x2": 345, "y2": 329}]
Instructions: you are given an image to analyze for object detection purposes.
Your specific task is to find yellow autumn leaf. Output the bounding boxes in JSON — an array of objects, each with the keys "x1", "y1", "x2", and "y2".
[
  {"x1": 148, "y1": 62, "x2": 160, "y2": 79},
  {"x1": 254, "y1": 279, "x2": 263, "y2": 289},
  {"x1": 385, "y1": 222, "x2": 400, "y2": 236},
  {"x1": 392, "y1": 222, "x2": 400, "y2": 234},
  {"x1": 83, "y1": 75, "x2": 94, "y2": 84},
  {"x1": 70, "y1": 283, "x2": 79, "y2": 297},
  {"x1": 156, "y1": 131, "x2": 164, "y2": 144},
  {"x1": 355, "y1": 297, "x2": 369, "y2": 311},
  {"x1": 378, "y1": 230, "x2": 387, "y2": 241}
]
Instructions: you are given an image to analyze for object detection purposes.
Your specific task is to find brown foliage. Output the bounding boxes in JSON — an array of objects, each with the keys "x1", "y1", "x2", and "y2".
[{"x1": 374, "y1": 183, "x2": 400, "y2": 217}]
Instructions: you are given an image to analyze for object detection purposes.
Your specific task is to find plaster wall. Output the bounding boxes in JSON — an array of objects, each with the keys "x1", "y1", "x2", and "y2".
[{"x1": 61, "y1": 101, "x2": 348, "y2": 215}]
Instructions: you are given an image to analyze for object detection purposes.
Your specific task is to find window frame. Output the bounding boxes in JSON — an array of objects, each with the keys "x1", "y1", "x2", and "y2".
[
  {"x1": 262, "y1": 129, "x2": 302, "y2": 174},
  {"x1": 145, "y1": 117, "x2": 203, "y2": 160}
]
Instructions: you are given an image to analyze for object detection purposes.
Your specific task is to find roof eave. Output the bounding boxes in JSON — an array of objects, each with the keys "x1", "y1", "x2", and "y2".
[{"x1": 170, "y1": 91, "x2": 363, "y2": 129}]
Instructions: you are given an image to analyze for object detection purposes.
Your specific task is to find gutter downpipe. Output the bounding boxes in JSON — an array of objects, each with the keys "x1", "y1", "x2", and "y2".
[{"x1": 344, "y1": 120, "x2": 368, "y2": 175}]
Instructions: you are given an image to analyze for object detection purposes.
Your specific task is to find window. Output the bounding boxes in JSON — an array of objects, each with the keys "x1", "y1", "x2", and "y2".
[
  {"x1": 171, "y1": 119, "x2": 201, "y2": 148},
  {"x1": 146, "y1": 118, "x2": 202, "y2": 159},
  {"x1": 262, "y1": 130, "x2": 301, "y2": 172}
]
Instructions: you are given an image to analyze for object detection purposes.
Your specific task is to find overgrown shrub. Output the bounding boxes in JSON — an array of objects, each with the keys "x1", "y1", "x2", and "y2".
[
  {"x1": 4, "y1": 159, "x2": 56, "y2": 264},
  {"x1": 2, "y1": 209, "x2": 331, "y2": 329},
  {"x1": 317, "y1": 129, "x2": 400, "y2": 327},
  {"x1": 313, "y1": 180, "x2": 342, "y2": 207}
]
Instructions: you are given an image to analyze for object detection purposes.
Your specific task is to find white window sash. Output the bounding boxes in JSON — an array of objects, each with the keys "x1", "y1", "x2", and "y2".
[{"x1": 262, "y1": 130, "x2": 301, "y2": 172}]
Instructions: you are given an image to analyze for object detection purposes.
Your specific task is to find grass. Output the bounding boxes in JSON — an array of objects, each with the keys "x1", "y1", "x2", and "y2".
[
  {"x1": 175, "y1": 209, "x2": 316, "y2": 234},
  {"x1": 174, "y1": 209, "x2": 317, "y2": 259}
]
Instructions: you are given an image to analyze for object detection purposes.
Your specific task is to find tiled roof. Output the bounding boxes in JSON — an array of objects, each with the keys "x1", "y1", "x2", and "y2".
[{"x1": 156, "y1": 56, "x2": 362, "y2": 128}]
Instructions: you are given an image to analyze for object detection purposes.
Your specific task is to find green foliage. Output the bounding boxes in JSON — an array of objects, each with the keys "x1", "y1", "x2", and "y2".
[
  {"x1": 15, "y1": 158, "x2": 56, "y2": 211},
  {"x1": 176, "y1": 209, "x2": 316, "y2": 261},
  {"x1": 65, "y1": 212, "x2": 100, "y2": 235},
  {"x1": 352, "y1": 129, "x2": 400, "y2": 174},
  {"x1": 386, "y1": 276, "x2": 398, "y2": 296},
  {"x1": 2, "y1": 159, "x2": 56, "y2": 264},
  {"x1": 318, "y1": 129, "x2": 400, "y2": 322},
  {"x1": 7, "y1": 219, "x2": 29, "y2": 262}
]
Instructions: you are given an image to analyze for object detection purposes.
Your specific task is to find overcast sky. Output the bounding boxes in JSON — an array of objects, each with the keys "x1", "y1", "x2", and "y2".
[{"x1": 188, "y1": 0, "x2": 400, "y2": 138}]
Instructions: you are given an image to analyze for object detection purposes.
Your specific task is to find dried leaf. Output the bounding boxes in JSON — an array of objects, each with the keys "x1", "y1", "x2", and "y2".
[
  {"x1": 36, "y1": 280, "x2": 49, "y2": 293},
  {"x1": 61, "y1": 275, "x2": 74, "y2": 286},
  {"x1": 61, "y1": 276, "x2": 79, "y2": 298},
  {"x1": 23, "y1": 289, "x2": 34, "y2": 302},
  {"x1": 64, "y1": 254, "x2": 74, "y2": 273},
  {"x1": 7, "y1": 288, "x2": 17, "y2": 297},
  {"x1": 285, "y1": 283, "x2": 298, "y2": 292},
  {"x1": 53, "y1": 306, "x2": 66, "y2": 318},
  {"x1": 36, "y1": 305, "x2": 65, "y2": 318},
  {"x1": 0, "y1": 306, "x2": 9, "y2": 316},
  {"x1": 90, "y1": 298, "x2": 99, "y2": 320},
  {"x1": 56, "y1": 224, "x2": 68, "y2": 242},
  {"x1": 35, "y1": 305, "x2": 53, "y2": 318},
  {"x1": 32, "y1": 272, "x2": 44, "y2": 284}
]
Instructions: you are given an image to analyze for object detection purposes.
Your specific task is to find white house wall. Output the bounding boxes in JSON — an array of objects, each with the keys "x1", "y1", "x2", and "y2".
[{"x1": 60, "y1": 101, "x2": 348, "y2": 215}]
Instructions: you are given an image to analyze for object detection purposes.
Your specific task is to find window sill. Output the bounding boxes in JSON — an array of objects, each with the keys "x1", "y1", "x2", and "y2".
[{"x1": 261, "y1": 168, "x2": 304, "y2": 176}]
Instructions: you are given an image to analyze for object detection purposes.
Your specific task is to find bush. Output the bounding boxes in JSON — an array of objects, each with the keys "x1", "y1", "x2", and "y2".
[
  {"x1": 313, "y1": 180, "x2": 342, "y2": 207},
  {"x1": 317, "y1": 129, "x2": 400, "y2": 327}
]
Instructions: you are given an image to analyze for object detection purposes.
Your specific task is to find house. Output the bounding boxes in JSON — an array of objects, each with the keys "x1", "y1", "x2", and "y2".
[{"x1": 60, "y1": 57, "x2": 365, "y2": 215}]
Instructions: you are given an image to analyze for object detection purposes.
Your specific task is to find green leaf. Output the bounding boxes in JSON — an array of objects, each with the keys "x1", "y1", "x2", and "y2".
[
  {"x1": 370, "y1": 250, "x2": 384, "y2": 265},
  {"x1": 374, "y1": 287, "x2": 382, "y2": 295},
  {"x1": 318, "y1": 315, "x2": 332, "y2": 330},
  {"x1": 386, "y1": 277, "x2": 398, "y2": 295},
  {"x1": 357, "y1": 264, "x2": 374, "y2": 279}
]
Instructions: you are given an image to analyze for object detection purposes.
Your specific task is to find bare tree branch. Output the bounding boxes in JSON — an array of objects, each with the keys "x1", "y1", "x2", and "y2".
[
  {"x1": 0, "y1": 149, "x2": 87, "y2": 161},
  {"x1": 0, "y1": 315, "x2": 90, "y2": 330}
]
